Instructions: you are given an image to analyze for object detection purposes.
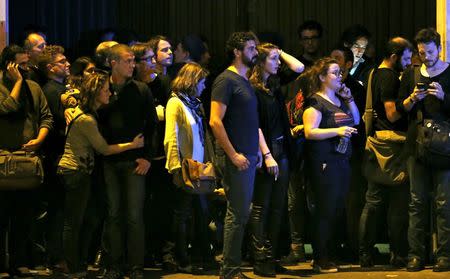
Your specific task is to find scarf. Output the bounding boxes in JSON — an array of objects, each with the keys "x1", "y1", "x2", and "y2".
[{"x1": 173, "y1": 91, "x2": 205, "y2": 146}]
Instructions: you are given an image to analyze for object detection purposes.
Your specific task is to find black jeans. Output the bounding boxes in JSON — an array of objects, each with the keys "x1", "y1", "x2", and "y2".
[
  {"x1": 61, "y1": 171, "x2": 91, "y2": 273},
  {"x1": 145, "y1": 159, "x2": 176, "y2": 262},
  {"x1": 250, "y1": 141, "x2": 289, "y2": 258},
  {"x1": 308, "y1": 158, "x2": 350, "y2": 262},
  {"x1": 0, "y1": 190, "x2": 36, "y2": 271},
  {"x1": 103, "y1": 160, "x2": 146, "y2": 270},
  {"x1": 407, "y1": 156, "x2": 450, "y2": 261},
  {"x1": 172, "y1": 186, "x2": 211, "y2": 266},
  {"x1": 359, "y1": 181, "x2": 409, "y2": 258}
]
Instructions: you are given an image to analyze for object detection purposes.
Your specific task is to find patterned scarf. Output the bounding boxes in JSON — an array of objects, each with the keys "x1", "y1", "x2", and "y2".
[{"x1": 173, "y1": 92, "x2": 205, "y2": 146}]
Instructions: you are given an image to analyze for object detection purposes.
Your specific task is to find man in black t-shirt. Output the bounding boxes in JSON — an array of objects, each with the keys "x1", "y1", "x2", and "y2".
[
  {"x1": 210, "y1": 31, "x2": 260, "y2": 279},
  {"x1": 398, "y1": 28, "x2": 450, "y2": 273},
  {"x1": 359, "y1": 37, "x2": 413, "y2": 268}
]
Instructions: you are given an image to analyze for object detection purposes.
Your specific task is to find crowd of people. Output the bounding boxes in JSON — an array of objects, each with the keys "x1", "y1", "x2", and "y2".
[{"x1": 1, "y1": 20, "x2": 450, "y2": 279}]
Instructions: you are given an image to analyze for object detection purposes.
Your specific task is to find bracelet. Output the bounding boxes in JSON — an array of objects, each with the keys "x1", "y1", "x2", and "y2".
[{"x1": 263, "y1": 152, "x2": 271, "y2": 158}]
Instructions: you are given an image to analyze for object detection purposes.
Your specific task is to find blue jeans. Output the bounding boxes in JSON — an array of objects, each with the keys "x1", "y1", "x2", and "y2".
[
  {"x1": 407, "y1": 156, "x2": 450, "y2": 261},
  {"x1": 219, "y1": 153, "x2": 257, "y2": 277},
  {"x1": 103, "y1": 160, "x2": 146, "y2": 269}
]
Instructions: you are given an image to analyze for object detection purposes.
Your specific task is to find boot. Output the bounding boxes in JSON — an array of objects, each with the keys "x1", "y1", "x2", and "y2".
[
  {"x1": 280, "y1": 243, "x2": 306, "y2": 265},
  {"x1": 252, "y1": 236, "x2": 275, "y2": 277}
]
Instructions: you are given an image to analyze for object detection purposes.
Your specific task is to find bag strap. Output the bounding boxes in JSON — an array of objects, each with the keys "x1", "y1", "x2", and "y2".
[
  {"x1": 364, "y1": 68, "x2": 376, "y2": 137},
  {"x1": 65, "y1": 112, "x2": 85, "y2": 137}
]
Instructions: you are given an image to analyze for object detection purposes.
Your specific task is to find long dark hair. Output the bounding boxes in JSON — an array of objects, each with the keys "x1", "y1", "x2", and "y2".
[{"x1": 79, "y1": 72, "x2": 109, "y2": 114}]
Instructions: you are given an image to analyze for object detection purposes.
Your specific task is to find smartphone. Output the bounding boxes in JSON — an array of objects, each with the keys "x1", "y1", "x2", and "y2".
[{"x1": 416, "y1": 82, "x2": 429, "y2": 91}]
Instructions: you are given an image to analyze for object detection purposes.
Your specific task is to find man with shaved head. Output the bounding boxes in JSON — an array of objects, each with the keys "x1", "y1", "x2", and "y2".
[{"x1": 24, "y1": 33, "x2": 48, "y2": 86}]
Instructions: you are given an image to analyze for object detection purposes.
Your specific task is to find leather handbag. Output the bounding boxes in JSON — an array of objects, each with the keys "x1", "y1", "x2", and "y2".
[
  {"x1": 0, "y1": 150, "x2": 44, "y2": 190},
  {"x1": 416, "y1": 118, "x2": 450, "y2": 168},
  {"x1": 181, "y1": 158, "x2": 216, "y2": 194}
]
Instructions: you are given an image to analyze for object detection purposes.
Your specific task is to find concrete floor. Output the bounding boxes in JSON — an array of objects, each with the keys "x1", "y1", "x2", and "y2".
[{"x1": 143, "y1": 263, "x2": 449, "y2": 279}]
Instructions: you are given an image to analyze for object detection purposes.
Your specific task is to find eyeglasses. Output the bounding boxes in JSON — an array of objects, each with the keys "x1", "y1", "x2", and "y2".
[
  {"x1": 138, "y1": 56, "x2": 155, "y2": 63},
  {"x1": 328, "y1": 70, "x2": 343, "y2": 77},
  {"x1": 352, "y1": 43, "x2": 367, "y2": 50}
]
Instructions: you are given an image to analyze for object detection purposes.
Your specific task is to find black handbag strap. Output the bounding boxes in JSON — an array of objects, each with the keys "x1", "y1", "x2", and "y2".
[
  {"x1": 65, "y1": 112, "x2": 85, "y2": 137},
  {"x1": 364, "y1": 68, "x2": 376, "y2": 137}
]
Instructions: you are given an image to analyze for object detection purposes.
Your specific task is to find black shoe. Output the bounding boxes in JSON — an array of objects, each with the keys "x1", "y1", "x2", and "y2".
[
  {"x1": 313, "y1": 260, "x2": 338, "y2": 273},
  {"x1": 162, "y1": 255, "x2": 178, "y2": 273},
  {"x1": 103, "y1": 268, "x2": 122, "y2": 279},
  {"x1": 129, "y1": 269, "x2": 144, "y2": 279},
  {"x1": 203, "y1": 259, "x2": 220, "y2": 271},
  {"x1": 390, "y1": 254, "x2": 407, "y2": 268},
  {"x1": 433, "y1": 258, "x2": 450, "y2": 272},
  {"x1": 275, "y1": 263, "x2": 288, "y2": 274},
  {"x1": 280, "y1": 246, "x2": 306, "y2": 266},
  {"x1": 219, "y1": 270, "x2": 251, "y2": 279},
  {"x1": 407, "y1": 257, "x2": 424, "y2": 272},
  {"x1": 359, "y1": 253, "x2": 373, "y2": 268},
  {"x1": 253, "y1": 261, "x2": 276, "y2": 277}
]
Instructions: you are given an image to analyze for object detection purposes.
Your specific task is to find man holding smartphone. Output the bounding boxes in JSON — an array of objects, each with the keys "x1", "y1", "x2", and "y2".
[{"x1": 398, "y1": 28, "x2": 450, "y2": 272}]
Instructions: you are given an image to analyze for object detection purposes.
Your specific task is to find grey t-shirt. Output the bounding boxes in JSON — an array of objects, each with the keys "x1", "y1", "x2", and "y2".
[
  {"x1": 211, "y1": 69, "x2": 259, "y2": 156},
  {"x1": 58, "y1": 108, "x2": 110, "y2": 173}
]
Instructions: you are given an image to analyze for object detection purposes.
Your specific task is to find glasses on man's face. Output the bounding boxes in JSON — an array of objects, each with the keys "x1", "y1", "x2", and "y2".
[
  {"x1": 138, "y1": 56, "x2": 155, "y2": 63},
  {"x1": 352, "y1": 44, "x2": 367, "y2": 51}
]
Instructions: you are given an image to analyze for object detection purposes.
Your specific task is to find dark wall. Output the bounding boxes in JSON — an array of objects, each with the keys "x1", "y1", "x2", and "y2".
[
  {"x1": 9, "y1": 0, "x2": 116, "y2": 59},
  {"x1": 8, "y1": 0, "x2": 436, "y2": 66},
  {"x1": 117, "y1": 0, "x2": 436, "y2": 66}
]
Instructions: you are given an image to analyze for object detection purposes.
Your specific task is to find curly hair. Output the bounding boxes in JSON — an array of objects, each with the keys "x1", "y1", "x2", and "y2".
[
  {"x1": 225, "y1": 31, "x2": 258, "y2": 63},
  {"x1": 249, "y1": 42, "x2": 280, "y2": 93},
  {"x1": 36, "y1": 45, "x2": 65, "y2": 74},
  {"x1": 303, "y1": 56, "x2": 338, "y2": 97},
  {"x1": 79, "y1": 72, "x2": 109, "y2": 114},
  {"x1": 171, "y1": 62, "x2": 209, "y2": 96}
]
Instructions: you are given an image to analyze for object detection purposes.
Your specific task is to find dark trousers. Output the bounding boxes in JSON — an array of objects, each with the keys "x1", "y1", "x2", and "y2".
[
  {"x1": 172, "y1": 188, "x2": 210, "y2": 266},
  {"x1": 61, "y1": 171, "x2": 91, "y2": 273},
  {"x1": 103, "y1": 160, "x2": 146, "y2": 270},
  {"x1": 0, "y1": 190, "x2": 36, "y2": 271},
  {"x1": 145, "y1": 159, "x2": 176, "y2": 262},
  {"x1": 359, "y1": 181, "x2": 409, "y2": 258},
  {"x1": 250, "y1": 142, "x2": 289, "y2": 258},
  {"x1": 287, "y1": 162, "x2": 307, "y2": 246},
  {"x1": 407, "y1": 156, "x2": 450, "y2": 261},
  {"x1": 220, "y1": 154, "x2": 257, "y2": 277},
  {"x1": 308, "y1": 158, "x2": 350, "y2": 262}
]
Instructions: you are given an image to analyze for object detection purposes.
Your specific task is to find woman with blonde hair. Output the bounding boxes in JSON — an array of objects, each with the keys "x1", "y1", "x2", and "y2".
[{"x1": 164, "y1": 62, "x2": 217, "y2": 273}]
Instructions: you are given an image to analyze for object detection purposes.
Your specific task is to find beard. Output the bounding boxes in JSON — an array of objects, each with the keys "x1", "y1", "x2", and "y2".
[
  {"x1": 242, "y1": 54, "x2": 257, "y2": 68},
  {"x1": 394, "y1": 59, "x2": 404, "y2": 72},
  {"x1": 424, "y1": 56, "x2": 439, "y2": 68}
]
